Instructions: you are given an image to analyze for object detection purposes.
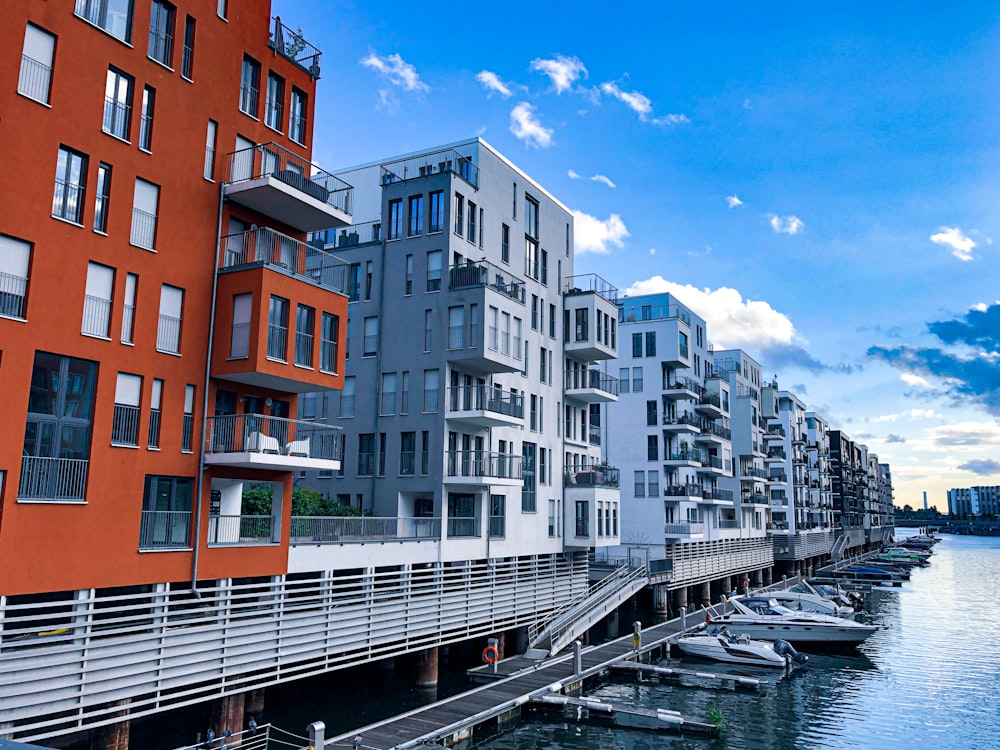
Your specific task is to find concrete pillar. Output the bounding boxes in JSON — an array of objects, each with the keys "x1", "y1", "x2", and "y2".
[
  {"x1": 763, "y1": 567, "x2": 773, "y2": 585},
  {"x1": 494, "y1": 632, "x2": 506, "y2": 660},
  {"x1": 90, "y1": 699, "x2": 130, "y2": 750},
  {"x1": 673, "y1": 587, "x2": 688, "y2": 611},
  {"x1": 652, "y1": 584, "x2": 671, "y2": 615},
  {"x1": 210, "y1": 693, "x2": 244, "y2": 740},
  {"x1": 513, "y1": 626, "x2": 529, "y2": 654},
  {"x1": 698, "y1": 582, "x2": 711, "y2": 608},
  {"x1": 605, "y1": 608, "x2": 620, "y2": 638},
  {"x1": 244, "y1": 688, "x2": 265, "y2": 724},
  {"x1": 414, "y1": 647, "x2": 439, "y2": 688},
  {"x1": 721, "y1": 576, "x2": 732, "y2": 595}
]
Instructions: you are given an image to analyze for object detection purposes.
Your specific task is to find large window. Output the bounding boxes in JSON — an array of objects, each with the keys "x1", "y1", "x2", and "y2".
[
  {"x1": 387, "y1": 199, "x2": 403, "y2": 240},
  {"x1": 94, "y1": 163, "x2": 112, "y2": 233},
  {"x1": 130, "y1": 178, "x2": 159, "y2": 250},
  {"x1": 156, "y1": 284, "x2": 183, "y2": 354},
  {"x1": 489, "y1": 494, "x2": 506, "y2": 538},
  {"x1": 645, "y1": 331, "x2": 656, "y2": 357},
  {"x1": 363, "y1": 316, "x2": 378, "y2": 356},
  {"x1": 448, "y1": 306, "x2": 464, "y2": 349},
  {"x1": 380, "y1": 373, "x2": 396, "y2": 415},
  {"x1": 408, "y1": 194, "x2": 424, "y2": 237},
  {"x1": 74, "y1": 0, "x2": 134, "y2": 44},
  {"x1": 501, "y1": 224, "x2": 510, "y2": 264},
  {"x1": 423, "y1": 369, "x2": 439, "y2": 413},
  {"x1": 289, "y1": 88, "x2": 307, "y2": 144},
  {"x1": 267, "y1": 295, "x2": 289, "y2": 360},
  {"x1": 147, "y1": 1, "x2": 175, "y2": 67},
  {"x1": 320, "y1": 312, "x2": 339, "y2": 373},
  {"x1": 575, "y1": 501, "x2": 589, "y2": 537},
  {"x1": 139, "y1": 86, "x2": 155, "y2": 151},
  {"x1": 82, "y1": 261, "x2": 114, "y2": 338},
  {"x1": 103, "y1": 68, "x2": 133, "y2": 140},
  {"x1": 265, "y1": 72, "x2": 284, "y2": 130},
  {"x1": 204, "y1": 120, "x2": 217, "y2": 180},
  {"x1": 522, "y1": 442, "x2": 536, "y2": 512},
  {"x1": 429, "y1": 190, "x2": 444, "y2": 232},
  {"x1": 140, "y1": 475, "x2": 193, "y2": 549},
  {"x1": 112, "y1": 372, "x2": 142, "y2": 446},
  {"x1": 148, "y1": 379, "x2": 162, "y2": 449},
  {"x1": 632, "y1": 332, "x2": 643, "y2": 358},
  {"x1": 294, "y1": 304, "x2": 315, "y2": 367},
  {"x1": 19, "y1": 23, "x2": 55, "y2": 105},
  {"x1": 0, "y1": 235, "x2": 32, "y2": 320},
  {"x1": 426, "y1": 250, "x2": 442, "y2": 292},
  {"x1": 20, "y1": 352, "x2": 98, "y2": 501},
  {"x1": 239, "y1": 55, "x2": 261, "y2": 117},
  {"x1": 400, "y1": 431, "x2": 416, "y2": 476},
  {"x1": 230, "y1": 292, "x2": 251, "y2": 358},
  {"x1": 181, "y1": 15, "x2": 195, "y2": 79},
  {"x1": 52, "y1": 146, "x2": 87, "y2": 224}
]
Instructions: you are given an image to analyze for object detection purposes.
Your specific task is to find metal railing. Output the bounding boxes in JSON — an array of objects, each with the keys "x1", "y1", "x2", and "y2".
[
  {"x1": 181, "y1": 414, "x2": 193, "y2": 452},
  {"x1": 446, "y1": 384, "x2": 523, "y2": 417},
  {"x1": 718, "y1": 519, "x2": 740, "y2": 529},
  {"x1": 445, "y1": 451, "x2": 522, "y2": 479},
  {"x1": 565, "y1": 368, "x2": 619, "y2": 395},
  {"x1": 320, "y1": 336, "x2": 337, "y2": 373},
  {"x1": 205, "y1": 414, "x2": 343, "y2": 461},
  {"x1": 81, "y1": 295, "x2": 111, "y2": 337},
  {"x1": 111, "y1": 404, "x2": 140, "y2": 446},
  {"x1": 700, "y1": 455, "x2": 725, "y2": 470},
  {"x1": 767, "y1": 449, "x2": 787, "y2": 459},
  {"x1": 703, "y1": 487, "x2": 734, "y2": 501},
  {"x1": 447, "y1": 323, "x2": 464, "y2": 349},
  {"x1": 181, "y1": 42, "x2": 194, "y2": 78},
  {"x1": 664, "y1": 483, "x2": 703, "y2": 497},
  {"x1": 121, "y1": 303, "x2": 135, "y2": 343},
  {"x1": 226, "y1": 142, "x2": 352, "y2": 216},
  {"x1": 294, "y1": 330, "x2": 313, "y2": 366},
  {"x1": 156, "y1": 314, "x2": 180, "y2": 353},
  {"x1": 399, "y1": 450, "x2": 416, "y2": 475},
  {"x1": 139, "y1": 510, "x2": 191, "y2": 549},
  {"x1": 664, "y1": 522, "x2": 704, "y2": 534},
  {"x1": 698, "y1": 420, "x2": 731, "y2": 440},
  {"x1": 207, "y1": 515, "x2": 277, "y2": 546},
  {"x1": 447, "y1": 259, "x2": 525, "y2": 303},
  {"x1": 588, "y1": 424, "x2": 602, "y2": 446},
  {"x1": 357, "y1": 452, "x2": 374, "y2": 476},
  {"x1": 239, "y1": 81, "x2": 258, "y2": 116},
  {"x1": 0, "y1": 272, "x2": 27, "y2": 319},
  {"x1": 269, "y1": 16, "x2": 322, "y2": 77},
  {"x1": 267, "y1": 323, "x2": 287, "y2": 360},
  {"x1": 313, "y1": 220, "x2": 383, "y2": 249},
  {"x1": 564, "y1": 463, "x2": 620, "y2": 489},
  {"x1": 52, "y1": 179, "x2": 84, "y2": 223},
  {"x1": 130, "y1": 207, "x2": 157, "y2": 249},
  {"x1": 290, "y1": 516, "x2": 440, "y2": 543},
  {"x1": 564, "y1": 273, "x2": 618, "y2": 303},
  {"x1": 666, "y1": 449, "x2": 700, "y2": 461},
  {"x1": 147, "y1": 28, "x2": 173, "y2": 67},
  {"x1": 102, "y1": 96, "x2": 130, "y2": 139},
  {"x1": 447, "y1": 517, "x2": 480, "y2": 538},
  {"x1": 380, "y1": 148, "x2": 478, "y2": 188},
  {"x1": 743, "y1": 492, "x2": 768, "y2": 504},
  {"x1": 662, "y1": 412, "x2": 700, "y2": 428},
  {"x1": 697, "y1": 392, "x2": 722, "y2": 409},
  {"x1": 18, "y1": 55, "x2": 51, "y2": 103},
  {"x1": 618, "y1": 302, "x2": 691, "y2": 325},
  {"x1": 139, "y1": 113, "x2": 153, "y2": 150},
  {"x1": 741, "y1": 465, "x2": 768, "y2": 479},
  {"x1": 221, "y1": 227, "x2": 350, "y2": 296},
  {"x1": 147, "y1": 408, "x2": 161, "y2": 449},
  {"x1": 664, "y1": 375, "x2": 701, "y2": 393},
  {"x1": 18, "y1": 456, "x2": 88, "y2": 501}
]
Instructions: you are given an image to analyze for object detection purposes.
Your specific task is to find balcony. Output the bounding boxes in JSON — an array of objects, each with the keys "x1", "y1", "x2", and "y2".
[
  {"x1": 619, "y1": 302, "x2": 691, "y2": 326},
  {"x1": 448, "y1": 260, "x2": 525, "y2": 303},
  {"x1": 694, "y1": 392, "x2": 724, "y2": 418},
  {"x1": 564, "y1": 368, "x2": 619, "y2": 403},
  {"x1": 18, "y1": 456, "x2": 88, "y2": 501},
  {"x1": 768, "y1": 473, "x2": 789, "y2": 484},
  {"x1": 204, "y1": 414, "x2": 342, "y2": 472},
  {"x1": 742, "y1": 492, "x2": 769, "y2": 505},
  {"x1": 740, "y1": 465, "x2": 769, "y2": 481},
  {"x1": 695, "y1": 421, "x2": 731, "y2": 442},
  {"x1": 662, "y1": 376, "x2": 701, "y2": 401},
  {"x1": 290, "y1": 516, "x2": 441, "y2": 544},
  {"x1": 138, "y1": 510, "x2": 192, "y2": 550},
  {"x1": 696, "y1": 455, "x2": 729, "y2": 476},
  {"x1": 564, "y1": 463, "x2": 620, "y2": 489},
  {"x1": 564, "y1": 274, "x2": 619, "y2": 361},
  {"x1": 443, "y1": 451, "x2": 523, "y2": 488},
  {"x1": 663, "y1": 450, "x2": 701, "y2": 467},
  {"x1": 664, "y1": 483, "x2": 703, "y2": 499},
  {"x1": 664, "y1": 522, "x2": 705, "y2": 539},
  {"x1": 700, "y1": 487, "x2": 734, "y2": 504},
  {"x1": 662, "y1": 413, "x2": 701, "y2": 433},
  {"x1": 221, "y1": 227, "x2": 350, "y2": 296},
  {"x1": 207, "y1": 514, "x2": 278, "y2": 546},
  {"x1": 269, "y1": 16, "x2": 322, "y2": 78},
  {"x1": 765, "y1": 449, "x2": 787, "y2": 463},
  {"x1": 224, "y1": 142, "x2": 352, "y2": 231},
  {"x1": 762, "y1": 425, "x2": 786, "y2": 441},
  {"x1": 381, "y1": 148, "x2": 479, "y2": 189},
  {"x1": 446, "y1": 384, "x2": 523, "y2": 428}
]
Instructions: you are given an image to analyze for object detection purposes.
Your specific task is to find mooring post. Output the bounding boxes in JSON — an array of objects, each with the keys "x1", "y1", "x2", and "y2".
[
  {"x1": 573, "y1": 639, "x2": 582, "y2": 676},
  {"x1": 307, "y1": 721, "x2": 325, "y2": 749},
  {"x1": 679, "y1": 606, "x2": 686, "y2": 631},
  {"x1": 632, "y1": 620, "x2": 642, "y2": 652}
]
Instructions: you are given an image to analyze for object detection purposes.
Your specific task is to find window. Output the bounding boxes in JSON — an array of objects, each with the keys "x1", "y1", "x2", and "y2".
[
  {"x1": 264, "y1": 296, "x2": 289, "y2": 360},
  {"x1": 501, "y1": 224, "x2": 510, "y2": 264},
  {"x1": 230, "y1": 292, "x2": 251, "y2": 358},
  {"x1": 320, "y1": 312, "x2": 339, "y2": 373},
  {"x1": 679, "y1": 330, "x2": 689, "y2": 359},
  {"x1": 119, "y1": 273, "x2": 137, "y2": 344},
  {"x1": 634, "y1": 470, "x2": 645, "y2": 498},
  {"x1": 377, "y1": 433, "x2": 387, "y2": 476},
  {"x1": 289, "y1": 87, "x2": 307, "y2": 144},
  {"x1": 454, "y1": 193, "x2": 464, "y2": 235},
  {"x1": 94, "y1": 163, "x2": 112, "y2": 233},
  {"x1": 525, "y1": 196, "x2": 539, "y2": 238},
  {"x1": 140, "y1": 475, "x2": 192, "y2": 548},
  {"x1": 380, "y1": 373, "x2": 396, "y2": 415},
  {"x1": 404, "y1": 254, "x2": 413, "y2": 295},
  {"x1": 19, "y1": 24, "x2": 55, "y2": 105},
  {"x1": 575, "y1": 501, "x2": 589, "y2": 537},
  {"x1": 363, "y1": 316, "x2": 378, "y2": 356},
  {"x1": 632, "y1": 332, "x2": 643, "y2": 358},
  {"x1": 157, "y1": 284, "x2": 182, "y2": 354},
  {"x1": 388, "y1": 199, "x2": 403, "y2": 240},
  {"x1": 540, "y1": 348, "x2": 547, "y2": 383},
  {"x1": 548, "y1": 499, "x2": 558, "y2": 537},
  {"x1": 408, "y1": 195, "x2": 424, "y2": 236},
  {"x1": 488, "y1": 306, "x2": 499, "y2": 350},
  {"x1": 467, "y1": 200, "x2": 477, "y2": 242},
  {"x1": 204, "y1": 120, "x2": 217, "y2": 180},
  {"x1": 429, "y1": 190, "x2": 444, "y2": 232},
  {"x1": 74, "y1": 0, "x2": 133, "y2": 44},
  {"x1": 530, "y1": 395, "x2": 537, "y2": 431},
  {"x1": 619, "y1": 367, "x2": 630, "y2": 394},
  {"x1": 148, "y1": 1, "x2": 175, "y2": 67},
  {"x1": 295, "y1": 304, "x2": 314, "y2": 367},
  {"x1": 112, "y1": 372, "x2": 142, "y2": 446},
  {"x1": 632, "y1": 366, "x2": 644, "y2": 392},
  {"x1": 103, "y1": 67, "x2": 133, "y2": 140},
  {"x1": 448, "y1": 306, "x2": 464, "y2": 349},
  {"x1": 346, "y1": 262, "x2": 361, "y2": 302},
  {"x1": 426, "y1": 250, "x2": 442, "y2": 291},
  {"x1": 139, "y1": 86, "x2": 155, "y2": 151},
  {"x1": 647, "y1": 434, "x2": 658, "y2": 461},
  {"x1": 575, "y1": 308, "x2": 589, "y2": 342},
  {"x1": 645, "y1": 331, "x2": 656, "y2": 357},
  {"x1": 423, "y1": 369, "x2": 439, "y2": 412},
  {"x1": 399, "y1": 371, "x2": 410, "y2": 414},
  {"x1": 423, "y1": 309, "x2": 432, "y2": 351},
  {"x1": 148, "y1": 379, "x2": 162, "y2": 449},
  {"x1": 549, "y1": 304, "x2": 556, "y2": 339},
  {"x1": 0, "y1": 235, "x2": 31, "y2": 320},
  {"x1": 522, "y1": 442, "x2": 536, "y2": 511},
  {"x1": 513, "y1": 317, "x2": 522, "y2": 359},
  {"x1": 181, "y1": 15, "x2": 195, "y2": 79},
  {"x1": 53, "y1": 146, "x2": 87, "y2": 224},
  {"x1": 489, "y1": 495, "x2": 506, "y2": 538},
  {"x1": 648, "y1": 470, "x2": 659, "y2": 497},
  {"x1": 82, "y1": 262, "x2": 114, "y2": 338},
  {"x1": 541, "y1": 249, "x2": 548, "y2": 285},
  {"x1": 358, "y1": 434, "x2": 374, "y2": 476},
  {"x1": 400, "y1": 432, "x2": 416, "y2": 476},
  {"x1": 420, "y1": 431, "x2": 430, "y2": 475},
  {"x1": 265, "y1": 72, "x2": 284, "y2": 130},
  {"x1": 525, "y1": 237, "x2": 538, "y2": 280},
  {"x1": 217, "y1": 0, "x2": 227, "y2": 19},
  {"x1": 20, "y1": 352, "x2": 98, "y2": 501},
  {"x1": 479, "y1": 207, "x2": 485, "y2": 247},
  {"x1": 646, "y1": 400, "x2": 657, "y2": 426},
  {"x1": 531, "y1": 295, "x2": 539, "y2": 330},
  {"x1": 130, "y1": 178, "x2": 159, "y2": 250},
  {"x1": 240, "y1": 56, "x2": 261, "y2": 117},
  {"x1": 341, "y1": 377, "x2": 356, "y2": 417}
]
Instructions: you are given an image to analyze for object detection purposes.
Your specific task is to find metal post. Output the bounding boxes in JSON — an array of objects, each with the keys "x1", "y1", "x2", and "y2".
[
  {"x1": 307, "y1": 721, "x2": 325, "y2": 749},
  {"x1": 679, "y1": 606, "x2": 686, "y2": 631},
  {"x1": 572, "y1": 639, "x2": 582, "y2": 676}
]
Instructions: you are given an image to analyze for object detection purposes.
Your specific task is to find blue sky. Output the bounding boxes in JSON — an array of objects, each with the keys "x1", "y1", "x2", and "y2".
[{"x1": 274, "y1": 1, "x2": 1000, "y2": 509}]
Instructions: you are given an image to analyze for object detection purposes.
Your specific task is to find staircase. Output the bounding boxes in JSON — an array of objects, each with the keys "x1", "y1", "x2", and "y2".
[
  {"x1": 526, "y1": 564, "x2": 649, "y2": 658},
  {"x1": 831, "y1": 534, "x2": 849, "y2": 561}
]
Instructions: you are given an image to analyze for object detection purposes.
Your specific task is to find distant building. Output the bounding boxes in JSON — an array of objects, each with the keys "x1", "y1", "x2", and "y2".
[{"x1": 948, "y1": 486, "x2": 1000, "y2": 517}]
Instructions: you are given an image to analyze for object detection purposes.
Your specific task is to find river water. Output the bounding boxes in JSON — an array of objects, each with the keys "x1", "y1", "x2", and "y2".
[{"x1": 479, "y1": 533, "x2": 1000, "y2": 750}]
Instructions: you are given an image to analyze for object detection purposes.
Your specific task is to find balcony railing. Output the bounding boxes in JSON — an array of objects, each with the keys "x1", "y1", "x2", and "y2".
[
  {"x1": 699, "y1": 421, "x2": 731, "y2": 440},
  {"x1": 130, "y1": 208, "x2": 157, "y2": 249},
  {"x1": 767, "y1": 449, "x2": 787, "y2": 460},
  {"x1": 665, "y1": 522, "x2": 704, "y2": 535},
  {"x1": 290, "y1": 516, "x2": 440, "y2": 543},
  {"x1": 267, "y1": 323, "x2": 287, "y2": 360},
  {"x1": 588, "y1": 424, "x2": 602, "y2": 446},
  {"x1": 703, "y1": 487, "x2": 734, "y2": 502},
  {"x1": 294, "y1": 330, "x2": 313, "y2": 367},
  {"x1": 269, "y1": 16, "x2": 322, "y2": 77},
  {"x1": 221, "y1": 227, "x2": 351, "y2": 296},
  {"x1": 52, "y1": 179, "x2": 84, "y2": 223},
  {"x1": 18, "y1": 456, "x2": 88, "y2": 501},
  {"x1": 447, "y1": 260, "x2": 525, "y2": 303},
  {"x1": 230, "y1": 322, "x2": 250, "y2": 358},
  {"x1": 664, "y1": 483, "x2": 703, "y2": 497},
  {"x1": 156, "y1": 314, "x2": 181, "y2": 354},
  {"x1": 766, "y1": 425, "x2": 786, "y2": 437},
  {"x1": 205, "y1": 413, "x2": 343, "y2": 461},
  {"x1": 446, "y1": 517, "x2": 480, "y2": 538},
  {"x1": 663, "y1": 413, "x2": 700, "y2": 428},
  {"x1": 742, "y1": 492, "x2": 768, "y2": 504},
  {"x1": 697, "y1": 392, "x2": 722, "y2": 409},
  {"x1": 718, "y1": 519, "x2": 740, "y2": 529},
  {"x1": 446, "y1": 451, "x2": 522, "y2": 480},
  {"x1": 741, "y1": 465, "x2": 768, "y2": 479},
  {"x1": 207, "y1": 514, "x2": 277, "y2": 546},
  {"x1": 664, "y1": 376, "x2": 701, "y2": 393},
  {"x1": 380, "y1": 148, "x2": 478, "y2": 189},
  {"x1": 564, "y1": 273, "x2": 618, "y2": 304},
  {"x1": 769, "y1": 473, "x2": 789, "y2": 483},
  {"x1": 666, "y1": 450, "x2": 701, "y2": 462},
  {"x1": 139, "y1": 510, "x2": 191, "y2": 550},
  {"x1": 619, "y1": 302, "x2": 691, "y2": 325},
  {"x1": 0, "y1": 272, "x2": 27, "y2": 319},
  {"x1": 226, "y1": 142, "x2": 352, "y2": 215},
  {"x1": 102, "y1": 96, "x2": 130, "y2": 140},
  {"x1": 564, "y1": 463, "x2": 620, "y2": 489},
  {"x1": 313, "y1": 220, "x2": 382, "y2": 249},
  {"x1": 18, "y1": 54, "x2": 51, "y2": 103},
  {"x1": 447, "y1": 384, "x2": 523, "y2": 417},
  {"x1": 111, "y1": 404, "x2": 140, "y2": 446},
  {"x1": 81, "y1": 295, "x2": 111, "y2": 337},
  {"x1": 565, "y1": 369, "x2": 619, "y2": 395}
]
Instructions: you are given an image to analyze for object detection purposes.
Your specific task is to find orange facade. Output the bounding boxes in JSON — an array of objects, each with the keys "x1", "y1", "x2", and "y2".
[{"x1": 0, "y1": 0, "x2": 347, "y2": 596}]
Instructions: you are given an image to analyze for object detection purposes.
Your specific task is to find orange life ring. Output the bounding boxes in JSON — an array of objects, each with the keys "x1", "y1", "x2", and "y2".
[{"x1": 482, "y1": 645, "x2": 499, "y2": 664}]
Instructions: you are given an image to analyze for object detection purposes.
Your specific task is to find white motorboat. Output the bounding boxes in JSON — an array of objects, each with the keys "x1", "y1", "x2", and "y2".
[
  {"x1": 676, "y1": 626, "x2": 808, "y2": 668},
  {"x1": 709, "y1": 597, "x2": 884, "y2": 645},
  {"x1": 768, "y1": 582, "x2": 856, "y2": 616}
]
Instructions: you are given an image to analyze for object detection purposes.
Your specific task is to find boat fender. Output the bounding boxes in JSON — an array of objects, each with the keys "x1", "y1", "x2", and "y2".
[{"x1": 774, "y1": 639, "x2": 809, "y2": 664}]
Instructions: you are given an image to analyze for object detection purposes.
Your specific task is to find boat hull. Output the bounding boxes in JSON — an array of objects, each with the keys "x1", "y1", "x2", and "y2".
[
  {"x1": 676, "y1": 635, "x2": 786, "y2": 667},
  {"x1": 709, "y1": 617, "x2": 878, "y2": 644}
]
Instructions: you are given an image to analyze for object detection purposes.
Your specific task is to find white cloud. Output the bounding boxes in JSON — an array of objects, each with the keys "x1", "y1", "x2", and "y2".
[
  {"x1": 361, "y1": 53, "x2": 428, "y2": 92},
  {"x1": 873, "y1": 408, "x2": 938, "y2": 423},
  {"x1": 509, "y1": 102, "x2": 553, "y2": 148},
  {"x1": 768, "y1": 214, "x2": 804, "y2": 235},
  {"x1": 622, "y1": 277, "x2": 798, "y2": 351},
  {"x1": 930, "y1": 226, "x2": 976, "y2": 261},
  {"x1": 650, "y1": 113, "x2": 691, "y2": 126},
  {"x1": 743, "y1": 98, "x2": 753, "y2": 110},
  {"x1": 573, "y1": 211, "x2": 630, "y2": 254},
  {"x1": 591, "y1": 174, "x2": 616, "y2": 188},
  {"x1": 530, "y1": 55, "x2": 587, "y2": 93},
  {"x1": 600, "y1": 82, "x2": 652, "y2": 118},
  {"x1": 649, "y1": 248, "x2": 656, "y2": 255},
  {"x1": 901, "y1": 373, "x2": 935, "y2": 389},
  {"x1": 726, "y1": 195, "x2": 743, "y2": 209},
  {"x1": 567, "y1": 169, "x2": 583, "y2": 180},
  {"x1": 475, "y1": 70, "x2": 513, "y2": 98}
]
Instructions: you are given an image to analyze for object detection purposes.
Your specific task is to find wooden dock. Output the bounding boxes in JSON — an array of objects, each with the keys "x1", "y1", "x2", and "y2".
[{"x1": 324, "y1": 609, "x2": 724, "y2": 749}]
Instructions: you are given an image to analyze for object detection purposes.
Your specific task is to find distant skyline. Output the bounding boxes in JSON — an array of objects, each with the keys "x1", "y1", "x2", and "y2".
[{"x1": 275, "y1": 1, "x2": 1000, "y2": 508}]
